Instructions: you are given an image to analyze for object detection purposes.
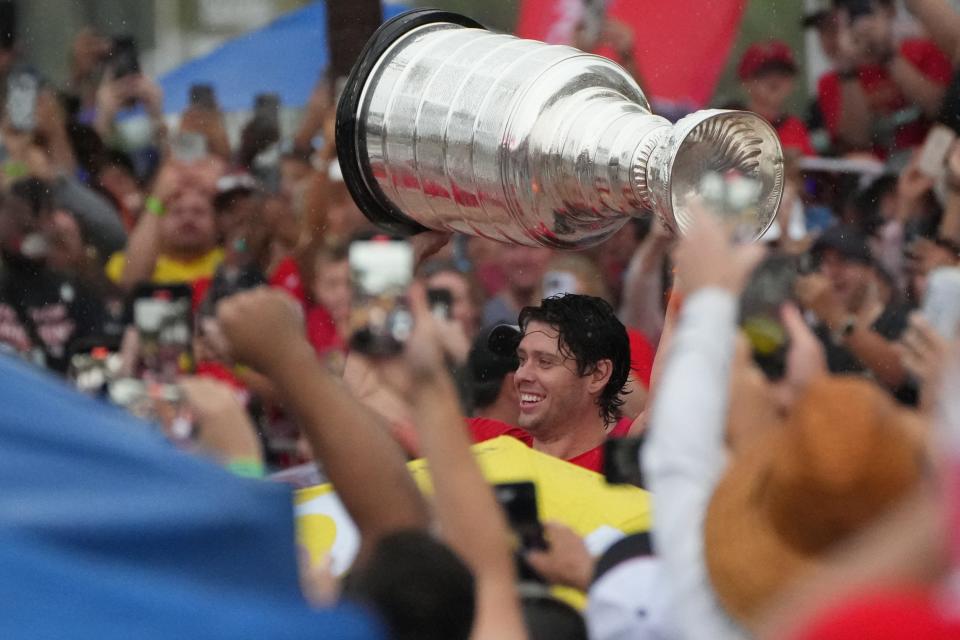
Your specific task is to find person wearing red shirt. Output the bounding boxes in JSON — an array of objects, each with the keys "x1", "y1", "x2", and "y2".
[
  {"x1": 467, "y1": 294, "x2": 633, "y2": 474},
  {"x1": 737, "y1": 40, "x2": 816, "y2": 157},
  {"x1": 818, "y1": 0, "x2": 952, "y2": 159}
]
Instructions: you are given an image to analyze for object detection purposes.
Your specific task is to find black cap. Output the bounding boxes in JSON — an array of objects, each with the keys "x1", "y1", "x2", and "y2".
[
  {"x1": 470, "y1": 324, "x2": 520, "y2": 383},
  {"x1": 811, "y1": 224, "x2": 873, "y2": 265},
  {"x1": 467, "y1": 324, "x2": 520, "y2": 409},
  {"x1": 485, "y1": 324, "x2": 521, "y2": 359}
]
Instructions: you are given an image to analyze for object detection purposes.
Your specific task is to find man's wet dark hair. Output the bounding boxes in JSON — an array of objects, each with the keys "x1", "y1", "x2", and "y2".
[
  {"x1": 518, "y1": 294, "x2": 630, "y2": 425},
  {"x1": 342, "y1": 530, "x2": 475, "y2": 640}
]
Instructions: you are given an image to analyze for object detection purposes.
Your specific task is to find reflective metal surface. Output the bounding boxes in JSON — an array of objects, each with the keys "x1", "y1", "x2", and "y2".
[{"x1": 348, "y1": 19, "x2": 784, "y2": 248}]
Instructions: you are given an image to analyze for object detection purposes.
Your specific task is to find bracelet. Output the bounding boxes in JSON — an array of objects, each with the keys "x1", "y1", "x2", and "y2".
[
  {"x1": 145, "y1": 194, "x2": 166, "y2": 217},
  {"x1": 225, "y1": 458, "x2": 266, "y2": 479}
]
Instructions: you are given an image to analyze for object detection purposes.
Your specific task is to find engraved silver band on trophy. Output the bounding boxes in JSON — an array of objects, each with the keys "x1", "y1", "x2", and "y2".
[{"x1": 336, "y1": 9, "x2": 785, "y2": 249}]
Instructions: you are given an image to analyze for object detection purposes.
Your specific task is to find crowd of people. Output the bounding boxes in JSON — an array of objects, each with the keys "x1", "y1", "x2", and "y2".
[{"x1": 4, "y1": 0, "x2": 960, "y2": 638}]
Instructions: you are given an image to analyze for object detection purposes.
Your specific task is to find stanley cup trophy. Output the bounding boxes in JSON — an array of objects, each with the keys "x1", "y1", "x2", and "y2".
[{"x1": 336, "y1": 10, "x2": 785, "y2": 249}]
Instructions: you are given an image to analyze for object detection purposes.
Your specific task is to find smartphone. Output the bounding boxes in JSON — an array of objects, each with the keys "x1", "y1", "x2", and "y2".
[
  {"x1": 603, "y1": 436, "x2": 645, "y2": 487},
  {"x1": 923, "y1": 267, "x2": 960, "y2": 340},
  {"x1": 493, "y1": 481, "x2": 548, "y2": 551},
  {"x1": 170, "y1": 131, "x2": 208, "y2": 163},
  {"x1": 6, "y1": 69, "x2": 38, "y2": 132},
  {"x1": 0, "y1": 1, "x2": 17, "y2": 51},
  {"x1": 109, "y1": 36, "x2": 140, "y2": 79},
  {"x1": 917, "y1": 125, "x2": 956, "y2": 179},
  {"x1": 131, "y1": 284, "x2": 194, "y2": 384},
  {"x1": 197, "y1": 263, "x2": 266, "y2": 318},
  {"x1": 253, "y1": 92, "x2": 281, "y2": 128},
  {"x1": 426, "y1": 287, "x2": 453, "y2": 321},
  {"x1": 348, "y1": 237, "x2": 414, "y2": 356},
  {"x1": 739, "y1": 254, "x2": 800, "y2": 380},
  {"x1": 189, "y1": 83, "x2": 217, "y2": 110}
]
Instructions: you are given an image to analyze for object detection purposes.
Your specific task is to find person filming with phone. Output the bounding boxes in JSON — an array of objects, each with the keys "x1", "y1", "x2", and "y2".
[{"x1": 820, "y1": 0, "x2": 953, "y2": 160}]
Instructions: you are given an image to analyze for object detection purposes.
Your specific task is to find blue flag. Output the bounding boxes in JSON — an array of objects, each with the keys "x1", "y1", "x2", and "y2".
[{"x1": 0, "y1": 355, "x2": 381, "y2": 639}]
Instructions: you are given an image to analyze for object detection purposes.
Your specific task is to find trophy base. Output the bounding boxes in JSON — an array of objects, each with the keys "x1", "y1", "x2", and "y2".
[{"x1": 335, "y1": 9, "x2": 483, "y2": 237}]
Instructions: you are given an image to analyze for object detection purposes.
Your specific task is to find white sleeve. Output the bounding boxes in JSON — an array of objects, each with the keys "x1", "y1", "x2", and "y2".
[{"x1": 642, "y1": 287, "x2": 747, "y2": 640}]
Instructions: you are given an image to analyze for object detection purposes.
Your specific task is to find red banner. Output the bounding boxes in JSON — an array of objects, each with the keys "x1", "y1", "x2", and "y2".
[{"x1": 515, "y1": 0, "x2": 746, "y2": 110}]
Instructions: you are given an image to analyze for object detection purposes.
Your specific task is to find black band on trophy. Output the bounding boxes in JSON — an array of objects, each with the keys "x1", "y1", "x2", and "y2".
[{"x1": 335, "y1": 9, "x2": 484, "y2": 237}]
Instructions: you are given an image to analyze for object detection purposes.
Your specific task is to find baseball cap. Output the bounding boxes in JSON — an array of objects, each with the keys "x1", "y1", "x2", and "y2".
[
  {"x1": 810, "y1": 224, "x2": 874, "y2": 266},
  {"x1": 738, "y1": 41, "x2": 798, "y2": 80},
  {"x1": 486, "y1": 323, "x2": 522, "y2": 358},
  {"x1": 470, "y1": 324, "x2": 520, "y2": 384},
  {"x1": 213, "y1": 172, "x2": 259, "y2": 211}
]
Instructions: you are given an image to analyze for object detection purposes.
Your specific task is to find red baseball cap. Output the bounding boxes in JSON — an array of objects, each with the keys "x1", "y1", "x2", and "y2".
[{"x1": 738, "y1": 40, "x2": 798, "y2": 80}]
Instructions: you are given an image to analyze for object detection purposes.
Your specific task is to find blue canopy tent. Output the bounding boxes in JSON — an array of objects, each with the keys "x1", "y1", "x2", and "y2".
[{"x1": 160, "y1": 1, "x2": 409, "y2": 113}]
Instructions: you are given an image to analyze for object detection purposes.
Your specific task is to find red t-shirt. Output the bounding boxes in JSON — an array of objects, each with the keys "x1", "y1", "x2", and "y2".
[
  {"x1": 775, "y1": 115, "x2": 816, "y2": 157},
  {"x1": 467, "y1": 416, "x2": 634, "y2": 474},
  {"x1": 818, "y1": 39, "x2": 952, "y2": 155},
  {"x1": 305, "y1": 305, "x2": 345, "y2": 356},
  {"x1": 269, "y1": 256, "x2": 308, "y2": 308}
]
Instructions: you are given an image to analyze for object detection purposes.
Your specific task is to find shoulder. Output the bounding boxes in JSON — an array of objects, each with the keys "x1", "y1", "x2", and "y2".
[
  {"x1": 466, "y1": 417, "x2": 530, "y2": 445},
  {"x1": 899, "y1": 39, "x2": 953, "y2": 82}
]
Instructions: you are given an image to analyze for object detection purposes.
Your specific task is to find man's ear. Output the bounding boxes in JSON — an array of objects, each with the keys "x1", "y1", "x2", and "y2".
[
  {"x1": 502, "y1": 372, "x2": 518, "y2": 402},
  {"x1": 587, "y1": 359, "x2": 614, "y2": 395}
]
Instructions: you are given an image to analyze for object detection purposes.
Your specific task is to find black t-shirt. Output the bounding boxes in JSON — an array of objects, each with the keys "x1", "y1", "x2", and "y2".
[
  {"x1": 814, "y1": 302, "x2": 917, "y2": 404},
  {"x1": 0, "y1": 263, "x2": 105, "y2": 374}
]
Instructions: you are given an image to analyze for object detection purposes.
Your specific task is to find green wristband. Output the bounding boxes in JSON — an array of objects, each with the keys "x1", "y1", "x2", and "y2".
[
  {"x1": 145, "y1": 195, "x2": 166, "y2": 217},
  {"x1": 225, "y1": 458, "x2": 266, "y2": 479}
]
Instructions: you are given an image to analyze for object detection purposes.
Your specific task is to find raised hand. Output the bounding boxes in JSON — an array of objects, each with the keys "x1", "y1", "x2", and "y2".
[
  {"x1": 671, "y1": 207, "x2": 766, "y2": 296},
  {"x1": 216, "y1": 287, "x2": 307, "y2": 375}
]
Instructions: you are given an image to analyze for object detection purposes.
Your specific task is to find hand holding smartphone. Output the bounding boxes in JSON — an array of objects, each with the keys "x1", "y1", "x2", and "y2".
[
  {"x1": 6, "y1": 69, "x2": 38, "y2": 132},
  {"x1": 916, "y1": 125, "x2": 957, "y2": 180},
  {"x1": 131, "y1": 283, "x2": 195, "y2": 384},
  {"x1": 348, "y1": 236, "x2": 414, "y2": 356},
  {"x1": 494, "y1": 481, "x2": 548, "y2": 551}
]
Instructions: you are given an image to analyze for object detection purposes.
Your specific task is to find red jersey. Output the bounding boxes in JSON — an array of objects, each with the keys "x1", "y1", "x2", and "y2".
[
  {"x1": 467, "y1": 416, "x2": 634, "y2": 474},
  {"x1": 818, "y1": 39, "x2": 952, "y2": 156},
  {"x1": 775, "y1": 115, "x2": 815, "y2": 157},
  {"x1": 269, "y1": 256, "x2": 308, "y2": 308}
]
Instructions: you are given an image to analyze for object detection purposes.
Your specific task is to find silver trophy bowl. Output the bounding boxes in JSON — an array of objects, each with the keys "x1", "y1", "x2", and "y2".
[{"x1": 337, "y1": 10, "x2": 784, "y2": 249}]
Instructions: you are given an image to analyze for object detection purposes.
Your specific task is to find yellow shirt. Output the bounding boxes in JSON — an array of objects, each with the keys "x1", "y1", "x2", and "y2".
[{"x1": 105, "y1": 248, "x2": 225, "y2": 285}]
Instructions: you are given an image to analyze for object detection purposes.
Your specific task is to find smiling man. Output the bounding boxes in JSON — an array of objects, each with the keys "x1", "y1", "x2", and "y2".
[{"x1": 469, "y1": 294, "x2": 633, "y2": 472}]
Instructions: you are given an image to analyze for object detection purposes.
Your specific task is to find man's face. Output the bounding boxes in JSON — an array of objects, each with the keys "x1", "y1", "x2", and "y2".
[
  {"x1": 217, "y1": 192, "x2": 258, "y2": 241},
  {"x1": 817, "y1": 12, "x2": 841, "y2": 61},
  {"x1": 0, "y1": 198, "x2": 31, "y2": 254},
  {"x1": 849, "y1": 5, "x2": 894, "y2": 62},
  {"x1": 0, "y1": 197, "x2": 44, "y2": 260},
  {"x1": 818, "y1": 249, "x2": 871, "y2": 310},
  {"x1": 314, "y1": 258, "x2": 351, "y2": 327},
  {"x1": 503, "y1": 245, "x2": 552, "y2": 293},
  {"x1": 426, "y1": 270, "x2": 478, "y2": 337},
  {"x1": 160, "y1": 188, "x2": 217, "y2": 257},
  {"x1": 745, "y1": 73, "x2": 795, "y2": 115},
  {"x1": 514, "y1": 320, "x2": 597, "y2": 436}
]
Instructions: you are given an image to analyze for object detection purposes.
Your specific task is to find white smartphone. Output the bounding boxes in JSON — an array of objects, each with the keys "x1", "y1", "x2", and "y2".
[
  {"x1": 348, "y1": 237, "x2": 414, "y2": 355},
  {"x1": 917, "y1": 124, "x2": 957, "y2": 179},
  {"x1": 923, "y1": 267, "x2": 960, "y2": 340}
]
